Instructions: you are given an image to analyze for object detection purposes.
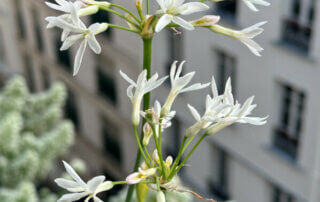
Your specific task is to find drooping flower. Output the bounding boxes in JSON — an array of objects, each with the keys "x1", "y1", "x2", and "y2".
[
  {"x1": 46, "y1": 2, "x2": 108, "y2": 75},
  {"x1": 191, "y1": 15, "x2": 220, "y2": 27},
  {"x1": 161, "y1": 61, "x2": 210, "y2": 116},
  {"x1": 242, "y1": 0, "x2": 270, "y2": 12},
  {"x1": 126, "y1": 165, "x2": 157, "y2": 184},
  {"x1": 120, "y1": 70, "x2": 168, "y2": 126},
  {"x1": 155, "y1": 0, "x2": 209, "y2": 32},
  {"x1": 186, "y1": 76, "x2": 267, "y2": 137},
  {"x1": 209, "y1": 21, "x2": 267, "y2": 56},
  {"x1": 55, "y1": 161, "x2": 113, "y2": 202}
]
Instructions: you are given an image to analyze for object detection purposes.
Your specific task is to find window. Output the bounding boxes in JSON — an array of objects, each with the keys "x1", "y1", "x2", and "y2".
[
  {"x1": 164, "y1": 118, "x2": 181, "y2": 158},
  {"x1": 96, "y1": 66, "x2": 117, "y2": 105},
  {"x1": 281, "y1": 0, "x2": 315, "y2": 52},
  {"x1": 24, "y1": 55, "x2": 35, "y2": 92},
  {"x1": 0, "y1": 29, "x2": 6, "y2": 63},
  {"x1": 14, "y1": 0, "x2": 26, "y2": 39},
  {"x1": 273, "y1": 84, "x2": 305, "y2": 159},
  {"x1": 166, "y1": 30, "x2": 184, "y2": 75},
  {"x1": 55, "y1": 33, "x2": 72, "y2": 72},
  {"x1": 215, "y1": 50, "x2": 236, "y2": 95},
  {"x1": 101, "y1": 116, "x2": 121, "y2": 164},
  {"x1": 215, "y1": 0, "x2": 237, "y2": 21},
  {"x1": 90, "y1": 5, "x2": 112, "y2": 38},
  {"x1": 41, "y1": 67, "x2": 51, "y2": 89},
  {"x1": 64, "y1": 89, "x2": 80, "y2": 130},
  {"x1": 272, "y1": 186, "x2": 297, "y2": 202},
  {"x1": 207, "y1": 145, "x2": 229, "y2": 201},
  {"x1": 32, "y1": 9, "x2": 44, "y2": 52}
]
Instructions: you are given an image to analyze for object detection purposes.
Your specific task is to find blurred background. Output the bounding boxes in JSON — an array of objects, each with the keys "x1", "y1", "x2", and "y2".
[{"x1": 0, "y1": 0, "x2": 319, "y2": 201}]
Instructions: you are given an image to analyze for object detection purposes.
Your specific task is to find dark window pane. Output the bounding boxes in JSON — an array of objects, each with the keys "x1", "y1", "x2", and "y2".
[
  {"x1": 64, "y1": 90, "x2": 79, "y2": 130},
  {"x1": 0, "y1": 29, "x2": 5, "y2": 63},
  {"x1": 14, "y1": 0, "x2": 26, "y2": 39},
  {"x1": 216, "y1": 50, "x2": 236, "y2": 96},
  {"x1": 55, "y1": 34, "x2": 72, "y2": 72},
  {"x1": 215, "y1": 1, "x2": 237, "y2": 20},
  {"x1": 208, "y1": 147, "x2": 229, "y2": 201},
  {"x1": 274, "y1": 84, "x2": 305, "y2": 159},
  {"x1": 282, "y1": 0, "x2": 315, "y2": 52},
  {"x1": 24, "y1": 55, "x2": 35, "y2": 92},
  {"x1": 166, "y1": 30, "x2": 184, "y2": 75},
  {"x1": 32, "y1": 9, "x2": 44, "y2": 51},
  {"x1": 101, "y1": 117, "x2": 121, "y2": 164},
  {"x1": 96, "y1": 67, "x2": 117, "y2": 104},
  {"x1": 41, "y1": 67, "x2": 51, "y2": 89}
]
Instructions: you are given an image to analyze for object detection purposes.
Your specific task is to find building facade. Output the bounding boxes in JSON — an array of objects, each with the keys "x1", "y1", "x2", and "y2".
[{"x1": 1, "y1": 0, "x2": 320, "y2": 201}]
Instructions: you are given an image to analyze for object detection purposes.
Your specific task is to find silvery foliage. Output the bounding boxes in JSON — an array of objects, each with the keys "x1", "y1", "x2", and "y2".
[{"x1": 0, "y1": 76, "x2": 75, "y2": 202}]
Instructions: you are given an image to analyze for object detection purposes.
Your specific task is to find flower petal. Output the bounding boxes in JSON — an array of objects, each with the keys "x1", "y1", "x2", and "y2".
[
  {"x1": 73, "y1": 40, "x2": 87, "y2": 76},
  {"x1": 60, "y1": 34, "x2": 83, "y2": 50},
  {"x1": 57, "y1": 192, "x2": 88, "y2": 202},
  {"x1": 178, "y1": 2, "x2": 209, "y2": 15},
  {"x1": 155, "y1": 14, "x2": 173, "y2": 32},
  {"x1": 172, "y1": 16, "x2": 194, "y2": 30},
  {"x1": 88, "y1": 34, "x2": 101, "y2": 54},
  {"x1": 87, "y1": 176, "x2": 105, "y2": 193},
  {"x1": 188, "y1": 104, "x2": 201, "y2": 122}
]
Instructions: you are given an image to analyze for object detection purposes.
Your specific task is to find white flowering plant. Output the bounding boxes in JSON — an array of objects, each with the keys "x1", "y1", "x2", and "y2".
[{"x1": 45, "y1": 0, "x2": 269, "y2": 201}]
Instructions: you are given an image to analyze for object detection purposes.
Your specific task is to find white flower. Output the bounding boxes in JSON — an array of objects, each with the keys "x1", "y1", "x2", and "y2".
[
  {"x1": 141, "y1": 100, "x2": 176, "y2": 135},
  {"x1": 235, "y1": 21, "x2": 267, "y2": 56},
  {"x1": 46, "y1": 2, "x2": 108, "y2": 76},
  {"x1": 243, "y1": 0, "x2": 270, "y2": 12},
  {"x1": 186, "y1": 76, "x2": 267, "y2": 137},
  {"x1": 126, "y1": 166, "x2": 157, "y2": 184},
  {"x1": 55, "y1": 161, "x2": 113, "y2": 202},
  {"x1": 161, "y1": 61, "x2": 210, "y2": 116},
  {"x1": 210, "y1": 21, "x2": 267, "y2": 56},
  {"x1": 120, "y1": 70, "x2": 168, "y2": 126},
  {"x1": 155, "y1": 0, "x2": 209, "y2": 32},
  {"x1": 45, "y1": 0, "x2": 82, "y2": 13}
]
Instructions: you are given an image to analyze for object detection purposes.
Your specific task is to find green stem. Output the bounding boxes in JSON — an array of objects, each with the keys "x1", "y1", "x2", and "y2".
[
  {"x1": 99, "y1": 6, "x2": 141, "y2": 30},
  {"x1": 168, "y1": 137, "x2": 187, "y2": 178},
  {"x1": 143, "y1": 145, "x2": 152, "y2": 163},
  {"x1": 169, "y1": 134, "x2": 208, "y2": 179},
  {"x1": 125, "y1": 37, "x2": 153, "y2": 202},
  {"x1": 146, "y1": 0, "x2": 150, "y2": 15},
  {"x1": 133, "y1": 125, "x2": 150, "y2": 167},
  {"x1": 111, "y1": 3, "x2": 141, "y2": 23},
  {"x1": 113, "y1": 181, "x2": 127, "y2": 185},
  {"x1": 108, "y1": 24, "x2": 140, "y2": 33},
  {"x1": 151, "y1": 125, "x2": 166, "y2": 178}
]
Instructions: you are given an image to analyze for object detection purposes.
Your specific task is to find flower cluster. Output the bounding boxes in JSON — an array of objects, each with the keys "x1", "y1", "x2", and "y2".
[
  {"x1": 46, "y1": 0, "x2": 269, "y2": 75},
  {"x1": 46, "y1": 0, "x2": 270, "y2": 201}
]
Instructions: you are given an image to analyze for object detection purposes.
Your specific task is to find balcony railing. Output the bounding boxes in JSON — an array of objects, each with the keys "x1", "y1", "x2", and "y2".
[
  {"x1": 273, "y1": 127, "x2": 299, "y2": 159},
  {"x1": 281, "y1": 18, "x2": 312, "y2": 53}
]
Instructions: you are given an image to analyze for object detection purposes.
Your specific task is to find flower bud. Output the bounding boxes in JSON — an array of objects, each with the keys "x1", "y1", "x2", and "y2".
[
  {"x1": 206, "y1": 122, "x2": 231, "y2": 136},
  {"x1": 143, "y1": 123, "x2": 153, "y2": 146},
  {"x1": 191, "y1": 15, "x2": 220, "y2": 27},
  {"x1": 185, "y1": 122, "x2": 203, "y2": 138},
  {"x1": 78, "y1": 5, "x2": 99, "y2": 17},
  {"x1": 156, "y1": 191, "x2": 166, "y2": 202},
  {"x1": 152, "y1": 149, "x2": 160, "y2": 164},
  {"x1": 136, "y1": 0, "x2": 143, "y2": 11},
  {"x1": 165, "y1": 156, "x2": 173, "y2": 167},
  {"x1": 81, "y1": 0, "x2": 111, "y2": 8}
]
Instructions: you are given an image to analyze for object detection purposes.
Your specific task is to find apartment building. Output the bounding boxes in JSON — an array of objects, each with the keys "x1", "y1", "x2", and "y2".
[{"x1": 1, "y1": 0, "x2": 320, "y2": 201}]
